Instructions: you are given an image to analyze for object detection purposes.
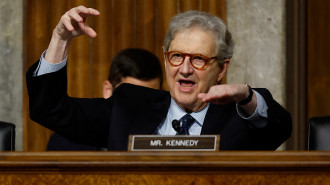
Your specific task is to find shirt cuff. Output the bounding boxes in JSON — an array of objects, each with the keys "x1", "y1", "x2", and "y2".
[
  {"x1": 236, "y1": 90, "x2": 268, "y2": 128},
  {"x1": 34, "y1": 50, "x2": 67, "y2": 76}
]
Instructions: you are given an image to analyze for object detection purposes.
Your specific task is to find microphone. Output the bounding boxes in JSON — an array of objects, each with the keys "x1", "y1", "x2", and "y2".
[{"x1": 172, "y1": 119, "x2": 181, "y2": 135}]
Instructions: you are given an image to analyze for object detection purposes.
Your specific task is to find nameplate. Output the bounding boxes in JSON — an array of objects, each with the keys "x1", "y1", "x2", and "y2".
[{"x1": 128, "y1": 135, "x2": 220, "y2": 151}]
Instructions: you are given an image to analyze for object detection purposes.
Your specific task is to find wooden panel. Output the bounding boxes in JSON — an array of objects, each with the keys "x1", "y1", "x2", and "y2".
[
  {"x1": 1, "y1": 152, "x2": 330, "y2": 184},
  {"x1": 285, "y1": 0, "x2": 307, "y2": 150},
  {"x1": 207, "y1": 0, "x2": 226, "y2": 21},
  {"x1": 2, "y1": 173, "x2": 330, "y2": 185},
  {"x1": 49, "y1": 0, "x2": 68, "y2": 28},
  {"x1": 92, "y1": 1, "x2": 114, "y2": 97},
  {"x1": 135, "y1": 0, "x2": 156, "y2": 52},
  {"x1": 307, "y1": 0, "x2": 330, "y2": 118},
  {"x1": 67, "y1": 0, "x2": 92, "y2": 98},
  {"x1": 156, "y1": 0, "x2": 179, "y2": 90},
  {"x1": 92, "y1": 0, "x2": 135, "y2": 97},
  {"x1": 180, "y1": 0, "x2": 200, "y2": 12},
  {"x1": 23, "y1": 0, "x2": 52, "y2": 152},
  {"x1": 113, "y1": 0, "x2": 134, "y2": 53},
  {"x1": 23, "y1": 0, "x2": 227, "y2": 151}
]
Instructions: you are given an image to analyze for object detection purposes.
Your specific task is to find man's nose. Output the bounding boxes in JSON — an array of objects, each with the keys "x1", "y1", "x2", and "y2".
[{"x1": 179, "y1": 57, "x2": 194, "y2": 75}]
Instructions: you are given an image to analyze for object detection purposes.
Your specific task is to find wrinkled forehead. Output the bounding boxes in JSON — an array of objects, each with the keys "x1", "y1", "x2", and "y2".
[{"x1": 169, "y1": 27, "x2": 217, "y2": 56}]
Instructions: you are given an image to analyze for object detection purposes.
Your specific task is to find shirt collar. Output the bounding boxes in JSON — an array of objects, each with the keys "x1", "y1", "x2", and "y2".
[{"x1": 169, "y1": 98, "x2": 210, "y2": 126}]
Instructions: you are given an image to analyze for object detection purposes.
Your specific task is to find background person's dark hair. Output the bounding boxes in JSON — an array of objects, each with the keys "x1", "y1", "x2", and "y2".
[{"x1": 108, "y1": 48, "x2": 163, "y2": 89}]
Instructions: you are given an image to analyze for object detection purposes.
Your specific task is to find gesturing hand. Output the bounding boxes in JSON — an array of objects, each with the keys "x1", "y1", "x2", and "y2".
[
  {"x1": 45, "y1": 6, "x2": 100, "y2": 64},
  {"x1": 55, "y1": 5, "x2": 100, "y2": 41},
  {"x1": 198, "y1": 84, "x2": 257, "y2": 115}
]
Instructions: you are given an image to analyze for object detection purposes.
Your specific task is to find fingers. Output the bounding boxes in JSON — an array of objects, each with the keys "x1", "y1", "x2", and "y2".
[
  {"x1": 58, "y1": 6, "x2": 100, "y2": 38},
  {"x1": 69, "y1": 6, "x2": 100, "y2": 22},
  {"x1": 78, "y1": 22, "x2": 97, "y2": 38},
  {"x1": 198, "y1": 84, "x2": 252, "y2": 105},
  {"x1": 86, "y1": 7, "x2": 101, "y2": 16},
  {"x1": 197, "y1": 85, "x2": 236, "y2": 104},
  {"x1": 199, "y1": 86, "x2": 223, "y2": 101},
  {"x1": 62, "y1": 16, "x2": 74, "y2": 32},
  {"x1": 198, "y1": 89, "x2": 222, "y2": 103}
]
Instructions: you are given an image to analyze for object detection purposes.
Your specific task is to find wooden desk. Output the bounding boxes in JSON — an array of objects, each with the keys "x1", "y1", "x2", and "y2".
[{"x1": 0, "y1": 151, "x2": 330, "y2": 185}]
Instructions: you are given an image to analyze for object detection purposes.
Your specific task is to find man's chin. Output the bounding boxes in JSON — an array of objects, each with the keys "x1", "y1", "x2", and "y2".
[{"x1": 174, "y1": 94, "x2": 197, "y2": 108}]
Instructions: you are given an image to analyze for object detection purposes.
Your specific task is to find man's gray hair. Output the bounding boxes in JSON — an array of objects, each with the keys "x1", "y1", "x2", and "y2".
[{"x1": 164, "y1": 10, "x2": 234, "y2": 63}]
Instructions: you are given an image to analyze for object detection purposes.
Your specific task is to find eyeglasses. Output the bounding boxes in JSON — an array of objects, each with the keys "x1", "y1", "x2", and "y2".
[{"x1": 164, "y1": 51, "x2": 218, "y2": 70}]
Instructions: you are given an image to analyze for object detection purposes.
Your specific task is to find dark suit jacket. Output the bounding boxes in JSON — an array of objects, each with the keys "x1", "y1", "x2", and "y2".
[
  {"x1": 27, "y1": 62, "x2": 292, "y2": 151},
  {"x1": 47, "y1": 132, "x2": 106, "y2": 151}
]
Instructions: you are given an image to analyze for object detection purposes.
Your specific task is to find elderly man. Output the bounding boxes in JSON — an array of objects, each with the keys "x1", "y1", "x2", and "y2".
[{"x1": 27, "y1": 6, "x2": 292, "y2": 150}]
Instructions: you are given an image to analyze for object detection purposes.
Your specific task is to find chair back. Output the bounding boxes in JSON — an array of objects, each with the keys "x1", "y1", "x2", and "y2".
[
  {"x1": 308, "y1": 115, "x2": 330, "y2": 150},
  {"x1": 0, "y1": 121, "x2": 15, "y2": 151}
]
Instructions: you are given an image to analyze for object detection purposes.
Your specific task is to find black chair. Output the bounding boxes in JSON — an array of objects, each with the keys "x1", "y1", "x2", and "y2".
[
  {"x1": 308, "y1": 115, "x2": 330, "y2": 150},
  {"x1": 0, "y1": 121, "x2": 15, "y2": 151}
]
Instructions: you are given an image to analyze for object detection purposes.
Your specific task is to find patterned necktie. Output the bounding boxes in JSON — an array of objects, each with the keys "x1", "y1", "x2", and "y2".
[{"x1": 179, "y1": 114, "x2": 195, "y2": 135}]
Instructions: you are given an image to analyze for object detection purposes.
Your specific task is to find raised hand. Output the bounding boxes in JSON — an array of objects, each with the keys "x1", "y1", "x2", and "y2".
[
  {"x1": 55, "y1": 6, "x2": 100, "y2": 40},
  {"x1": 198, "y1": 84, "x2": 257, "y2": 115},
  {"x1": 45, "y1": 6, "x2": 100, "y2": 64}
]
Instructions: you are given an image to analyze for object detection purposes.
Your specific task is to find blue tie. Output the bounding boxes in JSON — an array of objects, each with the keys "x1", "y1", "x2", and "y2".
[{"x1": 179, "y1": 114, "x2": 195, "y2": 135}]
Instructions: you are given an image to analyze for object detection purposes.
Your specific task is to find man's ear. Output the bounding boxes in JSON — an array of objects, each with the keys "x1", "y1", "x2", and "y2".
[
  {"x1": 103, "y1": 80, "x2": 113, "y2": 99},
  {"x1": 164, "y1": 54, "x2": 167, "y2": 68},
  {"x1": 217, "y1": 59, "x2": 230, "y2": 83}
]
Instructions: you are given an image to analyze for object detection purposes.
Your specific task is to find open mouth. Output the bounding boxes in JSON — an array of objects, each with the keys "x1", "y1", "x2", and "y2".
[{"x1": 179, "y1": 79, "x2": 196, "y2": 87}]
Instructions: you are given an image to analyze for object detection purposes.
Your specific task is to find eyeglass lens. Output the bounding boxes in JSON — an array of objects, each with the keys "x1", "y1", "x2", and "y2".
[{"x1": 168, "y1": 52, "x2": 209, "y2": 69}]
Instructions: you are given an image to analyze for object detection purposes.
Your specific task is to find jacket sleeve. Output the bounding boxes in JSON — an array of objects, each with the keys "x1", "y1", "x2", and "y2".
[
  {"x1": 251, "y1": 88, "x2": 292, "y2": 150},
  {"x1": 26, "y1": 61, "x2": 110, "y2": 147}
]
